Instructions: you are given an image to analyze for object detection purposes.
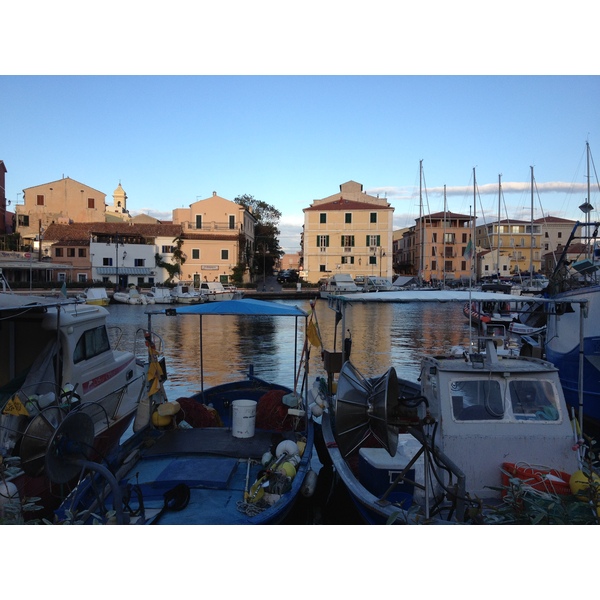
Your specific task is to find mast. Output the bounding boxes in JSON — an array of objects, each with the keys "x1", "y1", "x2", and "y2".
[
  {"x1": 530, "y1": 166, "x2": 534, "y2": 286},
  {"x1": 497, "y1": 174, "x2": 502, "y2": 279},
  {"x1": 472, "y1": 167, "x2": 476, "y2": 285},
  {"x1": 419, "y1": 160, "x2": 424, "y2": 287},
  {"x1": 586, "y1": 141, "x2": 591, "y2": 261},
  {"x1": 443, "y1": 184, "x2": 447, "y2": 288}
]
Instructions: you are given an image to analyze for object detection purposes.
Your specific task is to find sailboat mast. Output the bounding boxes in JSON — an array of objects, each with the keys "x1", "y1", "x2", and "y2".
[
  {"x1": 419, "y1": 159, "x2": 424, "y2": 286},
  {"x1": 497, "y1": 174, "x2": 501, "y2": 279},
  {"x1": 472, "y1": 167, "x2": 476, "y2": 284},
  {"x1": 530, "y1": 166, "x2": 534, "y2": 283},
  {"x1": 587, "y1": 141, "x2": 591, "y2": 260},
  {"x1": 443, "y1": 184, "x2": 447, "y2": 288}
]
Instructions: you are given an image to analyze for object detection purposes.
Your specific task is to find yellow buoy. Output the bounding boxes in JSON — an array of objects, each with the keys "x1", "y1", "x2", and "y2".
[
  {"x1": 569, "y1": 469, "x2": 600, "y2": 499},
  {"x1": 278, "y1": 462, "x2": 297, "y2": 479},
  {"x1": 151, "y1": 411, "x2": 172, "y2": 427}
]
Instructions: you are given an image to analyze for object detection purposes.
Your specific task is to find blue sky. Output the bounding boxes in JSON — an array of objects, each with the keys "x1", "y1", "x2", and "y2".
[{"x1": 2, "y1": 8, "x2": 599, "y2": 254}]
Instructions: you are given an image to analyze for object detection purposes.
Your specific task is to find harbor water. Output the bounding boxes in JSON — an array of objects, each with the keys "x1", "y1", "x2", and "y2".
[{"x1": 105, "y1": 297, "x2": 474, "y2": 523}]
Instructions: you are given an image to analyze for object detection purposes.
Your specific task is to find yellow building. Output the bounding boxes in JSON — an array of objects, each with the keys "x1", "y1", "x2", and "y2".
[
  {"x1": 475, "y1": 218, "x2": 542, "y2": 277},
  {"x1": 172, "y1": 191, "x2": 256, "y2": 286},
  {"x1": 17, "y1": 177, "x2": 107, "y2": 246},
  {"x1": 302, "y1": 181, "x2": 393, "y2": 284}
]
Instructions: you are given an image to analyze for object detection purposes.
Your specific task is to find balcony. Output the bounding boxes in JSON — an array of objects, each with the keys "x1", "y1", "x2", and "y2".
[{"x1": 186, "y1": 221, "x2": 240, "y2": 232}]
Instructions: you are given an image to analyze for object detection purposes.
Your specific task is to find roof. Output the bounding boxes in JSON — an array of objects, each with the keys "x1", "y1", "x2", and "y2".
[
  {"x1": 533, "y1": 216, "x2": 578, "y2": 224},
  {"x1": 150, "y1": 298, "x2": 308, "y2": 317},
  {"x1": 43, "y1": 222, "x2": 183, "y2": 242},
  {"x1": 419, "y1": 211, "x2": 473, "y2": 221},
  {"x1": 304, "y1": 198, "x2": 391, "y2": 212}
]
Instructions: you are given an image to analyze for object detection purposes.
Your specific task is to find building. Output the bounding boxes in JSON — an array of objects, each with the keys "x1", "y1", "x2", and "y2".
[
  {"x1": 392, "y1": 226, "x2": 413, "y2": 275},
  {"x1": 535, "y1": 216, "x2": 577, "y2": 273},
  {"x1": 302, "y1": 181, "x2": 394, "y2": 284},
  {"x1": 17, "y1": 177, "x2": 108, "y2": 247},
  {"x1": 475, "y1": 218, "x2": 543, "y2": 277},
  {"x1": 172, "y1": 191, "x2": 256, "y2": 286},
  {"x1": 43, "y1": 222, "x2": 182, "y2": 287},
  {"x1": 414, "y1": 211, "x2": 475, "y2": 285}
]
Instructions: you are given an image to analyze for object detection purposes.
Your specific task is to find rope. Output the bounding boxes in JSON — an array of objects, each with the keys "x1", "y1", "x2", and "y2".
[{"x1": 236, "y1": 499, "x2": 266, "y2": 517}]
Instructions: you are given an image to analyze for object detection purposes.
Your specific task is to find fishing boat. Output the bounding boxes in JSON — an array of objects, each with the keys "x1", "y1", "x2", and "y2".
[
  {"x1": 544, "y1": 221, "x2": 600, "y2": 427},
  {"x1": 362, "y1": 276, "x2": 395, "y2": 292},
  {"x1": 170, "y1": 282, "x2": 203, "y2": 304},
  {"x1": 462, "y1": 297, "x2": 518, "y2": 329},
  {"x1": 0, "y1": 291, "x2": 150, "y2": 520},
  {"x1": 81, "y1": 287, "x2": 110, "y2": 306},
  {"x1": 53, "y1": 298, "x2": 316, "y2": 525},
  {"x1": 147, "y1": 286, "x2": 175, "y2": 304},
  {"x1": 319, "y1": 273, "x2": 360, "y2": 299},
  {"x1": 315, "y1": 294, "x2": 582, "y2": 524}
]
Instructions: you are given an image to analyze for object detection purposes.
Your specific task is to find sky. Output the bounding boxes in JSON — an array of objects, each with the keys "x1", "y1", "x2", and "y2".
[{"x1": 2, "y1": 6, "x2": 599, "y2": 255}]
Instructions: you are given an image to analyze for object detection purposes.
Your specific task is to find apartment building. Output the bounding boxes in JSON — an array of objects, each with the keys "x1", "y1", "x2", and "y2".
[
  {"x1": 475, "y1": 218, "x2": 543, "y2": 277},
  {"x1": 302, "y1": 181, "x2": 393, "y2": 284},
  {"x1": 17, "y1": 177, "x2": 108, "y2": 245},
  {"x1": 172, "y1": 191, "x2": 256, "y2": 286},
  {"x1": 414, "y1": 211, "x2": 475, "y2": 285}
]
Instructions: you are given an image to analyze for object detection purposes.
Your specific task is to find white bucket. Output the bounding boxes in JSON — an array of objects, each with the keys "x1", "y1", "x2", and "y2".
[{"x1": 232, "y1": 399, "x2": 257, "y2": 438}]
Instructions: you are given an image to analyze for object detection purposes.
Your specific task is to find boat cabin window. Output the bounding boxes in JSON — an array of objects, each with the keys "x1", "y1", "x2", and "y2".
[
  {"x1": 509, "y1": 380, "x2": 559, "y2": 421},
  {"x1": 451, "y1": 380, "x2": 504, "y2": 420},
  {"x1": 73, "y1": 325, "x2": 111, "y2": 364}
]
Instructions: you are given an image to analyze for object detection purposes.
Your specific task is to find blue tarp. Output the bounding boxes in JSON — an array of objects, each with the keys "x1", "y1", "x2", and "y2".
[{"x1": 150, "y1": 298, "x2": 308, "y2": 317}]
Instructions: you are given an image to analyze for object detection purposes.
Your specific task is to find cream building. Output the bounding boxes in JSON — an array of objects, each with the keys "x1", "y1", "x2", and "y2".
[
  {"x1": 105, "y1": 182, "x2": 132, "y2": 220},
  {"x1": 475, "y1": 218, "x2": 543, "y2": 277},
  {"x1": 172, "y1": 191, "x2": 256, "y2": 286},
  {"x1": 302, "y1": 181, "x2": 394, "y2": 283},
  {"x1": 17, "y1": 177, "x2": 107, "y2": 246}
]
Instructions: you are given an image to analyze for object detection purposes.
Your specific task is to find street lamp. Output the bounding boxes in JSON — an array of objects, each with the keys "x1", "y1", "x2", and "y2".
[{"x1": 255, "y1": 244, "x2": 269, "y2": 291}]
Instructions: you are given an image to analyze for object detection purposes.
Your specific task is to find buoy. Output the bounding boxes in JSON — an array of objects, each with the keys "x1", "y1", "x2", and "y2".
[
  {"x1": 151, "y1": 410, "x2": 172, "y2": 427},
  {"x1": 278, "y1": 462, "x2": 297, "y2": 479},
  {"x1": 157, "y1": 401, "x2": 180, "y2": 416},
  {"x1": 276, "y1": 440, "x2": 298, "y2": 458},
  {"x1": 301, "y1": 469, "x2": 318, "y2": 497},
  {"x1": 296, "y1": 440, "x2": 306, "y2": 457},
  {"x1": 0, "y1": 481, "x2": 19, "y2": 518},
  {"x1": 261, "y1": 451, "x2": 273, "y2": 467},
  {"x1": 570, "y1": 469, "x2": 600, "y2": 499}
]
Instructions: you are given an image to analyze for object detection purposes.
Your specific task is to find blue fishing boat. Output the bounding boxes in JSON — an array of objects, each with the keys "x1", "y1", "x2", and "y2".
[{"x1": 53, "y1": 299, "x2": 316, "y2": 524}]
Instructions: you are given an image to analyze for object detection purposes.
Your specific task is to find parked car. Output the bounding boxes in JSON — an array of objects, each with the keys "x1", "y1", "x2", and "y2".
[{"x1": 277, "y1": 269, "x2": 299, "y2": 284}]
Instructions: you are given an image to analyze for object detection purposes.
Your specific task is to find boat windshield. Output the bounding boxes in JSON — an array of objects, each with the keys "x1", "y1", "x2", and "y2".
[{"x1": 450, "y1": 378, "x2": 560, "y2": 422}]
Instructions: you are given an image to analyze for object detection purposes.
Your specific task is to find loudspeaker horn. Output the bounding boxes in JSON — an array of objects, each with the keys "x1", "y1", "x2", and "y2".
[{"x1": 334, "y1": 361, "x2": 399, "y2": 458}]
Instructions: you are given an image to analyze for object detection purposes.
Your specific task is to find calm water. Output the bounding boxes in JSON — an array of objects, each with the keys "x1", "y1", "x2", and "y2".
[{"x1": 105, "y1": 298, "x2": 474, "y2": 400}]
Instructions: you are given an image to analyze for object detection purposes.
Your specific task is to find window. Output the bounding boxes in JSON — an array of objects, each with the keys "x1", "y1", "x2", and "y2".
[
  {"x1": 37, "y1": 194, "x2": 44, "y2": 206},
  {"x1": 103, "y1": 257, "x2": 113, "y2": 266},
  {"x1": 461, "y1": 261, "x2": 466, "y2": 271},
  {"x1": 444, "y1": 233, "x2": 455, "y2": 244},
  {"x1": 369, "y1": 255, "x2": 377, "y2": 265},
  {"x1": 196, "y1": 215, "x2": 202, "y2": 229},
  {"x1": 192, "y1": 249, "x2": 200, "y2": 260},
  {"x1": 345, "y1": 213, "x2": 352, "y2": 224},
  {"x1": 229, "y1": 215, "x2": 235, "y2": 229},
  {"x1": 558, "y1": 232, "x2": 562, "y2": 239},
  {"x1": 545, "y1": 232, "x2": 549, "y2": 238},
  {"x1": 87, "y1": 198, "x2": 95, "y2": 209},
  {"x1": 341, "y1": 256, "x2": 354, "y2": 264},
  {"x1": 67, "y1": 248, "x2": 75, "y2": 258},
  {"x1": 17, "y1": 215, "x2": 29, "y2": 227},
  {"x1": 78, "y1": 248, "x2": 87, "y2": 258},
  {"x1": 509, "y1": 380, "x2": 559, "y2": 421},
  {"x1": 432, "y1": 260, "x2": 437, "y2": 271},
  {"x1": 366, "y1": 235, "x2": 380, "y2": 247},
  {"x1": 77, "y1": 274, "x2": 87, "y2": 283},
  {"x1": 462, "y1": 233, "x2": 468, "y2": 243},
  {"x1": 451, "y1": 380, "x2": 504, "y2": 420},
  {"x1": 319, "y1": 264, "x2": 326, "y2": 272},
  {"x1": 317, "y1": 235, "x2": 329, "y2": 248},
  {"x1": 320, "y1": 213, "x2": 326, "y2": 224},
  {"x1": 73, "y1": 325, "x2": 111, "y2": 364},
  {"x1": 161, "y1": 245, "x2": 174, "y2": 254},
  {"x1": 221, "y1": 249, "x2": 229, "y2": 260},
  {"x1": 134, "y1": 259, "x2": 145, "y2": 267},
  {"x1": 370, "y1": 212, "x2": 377, "y2": 224},
  {"x1": 432, "y1": 233, "x2": 437, "y2": 243},
  {"x1": 444, "y1": 260, "x2": 453, "y2": 272},
  {"x1": 341, "y1": 235, "x2": 355, "y2": 247},
  {"x1": 55, "y1": 248, "x2": 63, "y2": 257}
]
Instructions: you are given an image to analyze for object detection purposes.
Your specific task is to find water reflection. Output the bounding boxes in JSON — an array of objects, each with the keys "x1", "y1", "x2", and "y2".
[{"x1": 104, "y1": 299, "x2": 473, "y2": 399}]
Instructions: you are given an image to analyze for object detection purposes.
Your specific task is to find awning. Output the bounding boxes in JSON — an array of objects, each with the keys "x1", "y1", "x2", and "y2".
[{"x1": 96, "y1": 267, "x2": 152, "y2": 275}]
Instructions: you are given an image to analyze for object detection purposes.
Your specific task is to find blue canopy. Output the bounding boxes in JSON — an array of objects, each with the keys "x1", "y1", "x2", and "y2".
[{"x1": 151, "y1": 298, "x2": 308, "y2": 317}]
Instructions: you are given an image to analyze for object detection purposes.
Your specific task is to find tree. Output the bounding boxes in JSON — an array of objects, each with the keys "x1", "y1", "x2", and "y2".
[{"x1": 234, "y1": 194, "x2": 284, "y2": 277}]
